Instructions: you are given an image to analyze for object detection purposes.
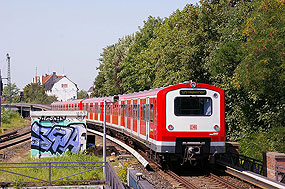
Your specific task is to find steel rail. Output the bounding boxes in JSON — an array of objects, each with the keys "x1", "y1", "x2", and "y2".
[
  {"x1": 0, "y1": 132, "x2": 30, "y2": 150},
  {"x1": 217, "y1": 160, "x2": 285, "y2": 189},
  {"x1": 209, "y1": 173, "x2": 240, "y2": 189},
  {"x1": 165, "y1": 169, "x2": 199, "y2": 189},
  {"x1": 139, "y1": 150, "x2": 199, "y2": 189}
]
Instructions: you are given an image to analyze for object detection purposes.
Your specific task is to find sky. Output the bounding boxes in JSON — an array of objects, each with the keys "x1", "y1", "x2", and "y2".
[{"x1": 0, "y1": 0, "x2": 200, "y2": 91}]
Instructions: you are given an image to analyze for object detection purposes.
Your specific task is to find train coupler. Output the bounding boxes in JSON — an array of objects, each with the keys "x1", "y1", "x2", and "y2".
[{"x1": 181, "y1": 142, "x2": 205, "y2": 166}]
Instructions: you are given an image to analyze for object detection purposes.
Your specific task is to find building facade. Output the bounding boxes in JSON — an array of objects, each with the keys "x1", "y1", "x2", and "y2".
[{"x1": 33, "y1": 72, "x2": 78, "y2": 101}]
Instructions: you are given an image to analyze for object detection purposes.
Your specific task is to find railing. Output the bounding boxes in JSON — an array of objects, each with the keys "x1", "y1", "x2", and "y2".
[
  {"x1": 220, "y1": 152, "x2": 265, "y2": 176},
  {"x1": 106, "y1": 162, "x2": 125, "y2": 189},
  {"x1": 276, "y1": 166, "x2": 285, "y2": 184},
  {"x1": 0, "y1": 161, "x2": 106, "y2": 186}
]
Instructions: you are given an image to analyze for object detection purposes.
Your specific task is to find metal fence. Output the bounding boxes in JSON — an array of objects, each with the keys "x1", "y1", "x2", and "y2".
[
  {"x1": 276, "y1": 166, "x2": 285, "y2": 184},
  {"x1": 0, "y1": 161, "x2": 124, "y2": 188},
  {"x1": 220, "y1": 152, "x2": 265, "y2": 176},
  {"x1": 106, "y1": 162, "x2": 125, "y2": 189}
]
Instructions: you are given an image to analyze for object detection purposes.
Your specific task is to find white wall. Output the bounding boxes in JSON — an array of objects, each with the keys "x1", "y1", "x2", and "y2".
[{"x1": 46, "y1": 77, "x2": 78, "y2": 101}]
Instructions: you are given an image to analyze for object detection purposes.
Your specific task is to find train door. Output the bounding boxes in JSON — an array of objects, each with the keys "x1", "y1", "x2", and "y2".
[
  {"x1": 137, "y1": 98, "x2": 140, "y2": 136},
  {"x1": 90, "y1": 103, "x2": 94, "y2": 120},
  {"x1": 86, "y1": 103, "x2": 89, "y2": 119},
  {"x1": 120, "y1": 101, "x2": 125, "y2": 128},
  {"x1": 139, "y1": 98, "x2": 147, "y2": 137},
  {"x1": 107, "y1": 103, "x2": 111, "y2": 124},
  {"x1": 126, "y1": 100, "x2": 131, "y2": 130},
  {"x1": 118, "y1": 101, "x2": 121, "y2": 127},
  {"x1": 100, "y1": 102, "x2": 104, "y2": 122},
  {"x1": 149, "y1": 98, "x2": 156, "y2": 140},
  {"x1": 94, "y1": 103, "x2": 98, "y2": 121},
  {"x1": 131, "y1": 100, "x2": 133, "y2": 133},
  {"x1": 146, "y1": 98, "x2": 149, "y2": 140},
  {"x1": 132, "y1": 99, "x2": 138, "y2": 134}
]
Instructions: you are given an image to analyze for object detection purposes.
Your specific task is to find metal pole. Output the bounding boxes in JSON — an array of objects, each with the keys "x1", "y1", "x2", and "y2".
[
  {"x1": 49, "y1": 162, "x2": 51, "y2": 185},
  {"x1": 103, "y1": 100, "x2": 106, "y2": 176},
  {"x1": 6, "y1": 54, "x2": 11, "y2": 105},
  {"x1": 20, "y1": 102, "x2": 23, "y2": 118},
  {"x1": 0, "y1": 70, "x2": 2, "y2": 131}
]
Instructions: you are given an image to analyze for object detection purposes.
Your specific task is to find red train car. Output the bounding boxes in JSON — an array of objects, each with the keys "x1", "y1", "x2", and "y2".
[{"x1": 51, "y1": 81, "x2": 225, "y2": 163}]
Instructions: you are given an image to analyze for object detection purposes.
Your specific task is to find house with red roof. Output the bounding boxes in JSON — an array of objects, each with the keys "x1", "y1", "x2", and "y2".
[{"x1": 32, "y1": 72, "x2": 78, "y2": 101}]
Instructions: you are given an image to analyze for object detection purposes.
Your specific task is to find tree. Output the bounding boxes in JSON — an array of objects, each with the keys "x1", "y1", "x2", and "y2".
[
  {"x1": 2, "y1": 83, "x2": 20, "y2": 103},
  {"x1": 90, "y1": 0, "x2": 284, "y2": 157},
  {"x1": 118, "y1": 16, "x2": 162, "y2": 92},
  {"x1": 234, "y1": 0, "x2": 285, "y2": 130},
  {"x1": 23, "y1": 83, "x2": 57, "y2": 104},
  {"x1": 93, "y1": 35, "x2": 134, "y2": 97},
  {"x1": 77, "y1": 90, "x2": 88, "y2": 99}
]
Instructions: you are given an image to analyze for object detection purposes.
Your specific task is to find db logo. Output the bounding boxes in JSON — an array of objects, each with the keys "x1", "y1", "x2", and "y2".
[{"x1": 190, "y1": 124, "x2": 197, "y2": 130}]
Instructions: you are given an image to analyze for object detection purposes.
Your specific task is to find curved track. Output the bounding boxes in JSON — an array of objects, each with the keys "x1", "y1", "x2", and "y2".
[{"x1": 0, "y1": 128, "x2": 31, "y2": 151}]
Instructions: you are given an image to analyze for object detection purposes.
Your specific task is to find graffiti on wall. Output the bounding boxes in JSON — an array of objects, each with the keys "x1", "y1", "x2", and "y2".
[
  {"x1": 31, "y1": 122, "x2": 86, "y2": 156},
  {"x1": 30, "y1": 111, "x2": 87, "y2": 158}
]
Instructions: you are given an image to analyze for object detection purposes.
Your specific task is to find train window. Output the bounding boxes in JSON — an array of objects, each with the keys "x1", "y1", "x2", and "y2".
[
  {"x1": 90, "y1": 104, "x2": 93, "y2": 113},
  {"x1": 141, "y1": 103, "x2": 145, "y2": 121},
  {"x1": 114, "y1": 104, "x2": 116, "y2": 116},
  {"x1": 174, "y1": 97, "x2": 212, "y2": 116},
  {"x1": 150, "y1": 103, "x2": 153, "y2": 123},
  {"x1": 124, "y1": 104, "x2": 127, "y2": 117},
  {"x1": 128, "y1": 104, "x2": 131, "y2": 118},
  {"x1": 118, "y1": 104, "x2": 120, "y2": 116},
  {"x1": 146, "y1": 104, "x2": 149, "y2": 122},
  {"x1": 137, "y1": 104, "x2": 140, "y2": 120},
  {"x1": 120, "y1": 104, "x2": 123, "y2": 116},
  {"x1": 143, "y1": 104, "x2": 145, "y2": 121},
  {"x1": 140, "y1": 104, "x2": 143, "y2": 121},
  {"x1": 133, "y1": 104, "x2": 137, "y2": 120}
]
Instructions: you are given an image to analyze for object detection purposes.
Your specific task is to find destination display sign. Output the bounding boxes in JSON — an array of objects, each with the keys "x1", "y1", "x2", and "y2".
[{"x1": 180, "y1": 90, "x2": 207, "y2": 95}]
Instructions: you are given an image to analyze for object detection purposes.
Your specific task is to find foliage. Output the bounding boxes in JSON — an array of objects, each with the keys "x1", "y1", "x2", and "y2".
[
  {"x1": 77, "y1": 89, "x2": 88, "y2": 99},
  {"x1": 92, "y1": 0, "x2": 285, "y2": 158},
  {"x1": 23, "y1": 83, "x2": 57, "y2": 104},
  {"x1": 1, "y1": 83, "x2": 20, "y2": 103},
  {"x1": 118, "y1": 16, "x2": 162, "y2": 92},
  {"x1": 239, "y1": 126, "x2": 285, "y2": 160},
  {"x1": 92, "y1": 35, "x2": 135, "y2": 97},
  {"x1": 0, "y1": 152, "x2": 103, "y2": 184},
  {"x1": 1, "y1": 108, "x2": 20, "y2": 124},
  {"x1": 0, "y1": 109, "x2": 27, "y2": 133},
  {"x1": 115, "y1": 161, "x2": 132, "y2": 183}
]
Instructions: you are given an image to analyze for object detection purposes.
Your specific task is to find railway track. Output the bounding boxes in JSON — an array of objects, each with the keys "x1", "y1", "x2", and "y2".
[
  {"x1": 88, "y1": 128, "x2": 285, "y2": 188},
  {"x1": 88, "y1": 127, "x2": 255, "y2": 188},
  {"x1": 139, "y1": 150, "x2": 246, "y2": 189},
  {"x1": 0, "y1": 128, "x2": 31, "y2": 151}
]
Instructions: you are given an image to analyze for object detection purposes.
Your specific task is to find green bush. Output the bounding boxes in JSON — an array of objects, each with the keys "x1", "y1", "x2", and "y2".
[
  {"x1": 1, "y1": 108, "x2": 21, "y2": 124},
  {"x1": 239, "y1": 126, "x2": 285, "y2": 160}
]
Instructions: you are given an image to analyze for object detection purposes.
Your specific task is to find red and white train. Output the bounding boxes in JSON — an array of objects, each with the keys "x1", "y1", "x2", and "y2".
[{"x1": 51, "y1": 81, "x2": 225, "y2": 163}]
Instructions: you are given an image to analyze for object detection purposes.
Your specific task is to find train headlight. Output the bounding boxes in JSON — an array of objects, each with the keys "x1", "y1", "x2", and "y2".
[
  {"x1": 190, "y1": 81, "x2": 197, "y2": 88},
  {"x1": 168, "y1": 124, "x2": 174, "y2": 131},
  {"x1": 214, "y1": 125, "x2": 220, "y2": 131}
]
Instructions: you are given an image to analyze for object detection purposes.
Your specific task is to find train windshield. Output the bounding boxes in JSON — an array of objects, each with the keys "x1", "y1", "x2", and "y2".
[{"x1": 174, "y1": 97, "x2": 212, "y2": 116}]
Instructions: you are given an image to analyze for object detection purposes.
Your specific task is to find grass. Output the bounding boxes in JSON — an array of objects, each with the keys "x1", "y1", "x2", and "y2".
[
  {"x1": 0, "y1": 109, "x2": 28, "y2": 134},
  {"x1": 111, "y1": 157, "x2": 137, "y2": 184},
  {"x1": 0, "y1": 152, "x2": 104, "y2": 186}
]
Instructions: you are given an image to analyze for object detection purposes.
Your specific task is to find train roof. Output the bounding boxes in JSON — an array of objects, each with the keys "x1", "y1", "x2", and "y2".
[
  {"x1": 51, "y1": 99, "x2": 83, "y2": 105},
  {"x1": 51, "y1": 82, "x2": 224, "y2": 104}
]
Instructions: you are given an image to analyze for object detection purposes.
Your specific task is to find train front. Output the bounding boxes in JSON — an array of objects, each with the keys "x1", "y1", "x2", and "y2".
[{"x1": 155, "y1": 81, "x2": 225, "y2": 163}]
